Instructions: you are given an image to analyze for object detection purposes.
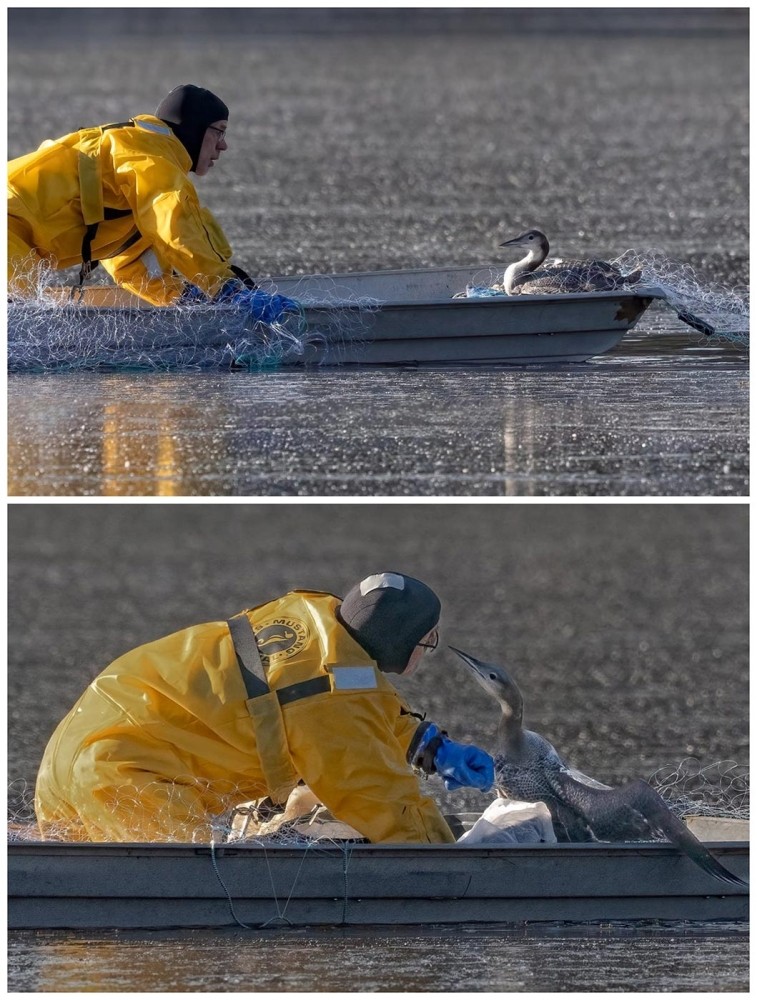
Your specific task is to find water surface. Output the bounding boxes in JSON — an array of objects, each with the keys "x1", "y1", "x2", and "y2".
[
  {"x1": 7, "y1": 331, "x2": 747, "y2": 496},
  {"x1": 7, "y1": 924, "x2": 750, "y2": 992}
]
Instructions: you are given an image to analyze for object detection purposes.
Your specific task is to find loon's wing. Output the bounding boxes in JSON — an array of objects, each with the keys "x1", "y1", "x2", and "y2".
[
  {"x1": 563, "y1": 766, "x2": 612, "y2": 790},
  {"x1": 517, "y1": 265, "x2": 619, "y2": 294},
  {"x1": 546, "y1": 772, "x2": 747, "y2": 887}
]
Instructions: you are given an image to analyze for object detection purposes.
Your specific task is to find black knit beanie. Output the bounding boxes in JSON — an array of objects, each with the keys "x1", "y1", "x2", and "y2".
[
  {"x1": 337, "y1": 573, "x2": 441, "y2": 671},
  {"x1": 155, "y1": 84, "x2": 229, "y2": 171}
]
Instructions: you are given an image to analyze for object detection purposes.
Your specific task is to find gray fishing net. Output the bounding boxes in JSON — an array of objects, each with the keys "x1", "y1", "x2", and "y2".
[
  {"x1": 7, "y1": 757, "x2": 748, "y2": 845},
  {"x1": 7, "y1": 246, "x2": 748, "y2": 372},
  {"x1": 613, "y1": 249, "x2": 749, "y2": 347},
  {"x1": 648, "y1": 758, "x2": 749, "y2": 821},
  {"x1": 7, "y1": 260, "x2": 378, "y2": 372},
  {"x1": 462, "y1": 249, "x2": 749, "y2": 347},
  {"x1": 7, "y1": 777, "x2": 368, "y2": 846}
]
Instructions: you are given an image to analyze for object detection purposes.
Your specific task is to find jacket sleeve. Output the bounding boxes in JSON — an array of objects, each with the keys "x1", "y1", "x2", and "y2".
[
  {"x1": 98, "y1": 235, "x2": 187, "y2": 305},
  {"x1": 109, "y1": 145, "x2": 237, "y2": 299},
  {"x1": 281, "y1": 686, "x2": 456, "y2": 844},
  {"x1": 100, "y1": 206, "x2": 236, "y2": 306}
]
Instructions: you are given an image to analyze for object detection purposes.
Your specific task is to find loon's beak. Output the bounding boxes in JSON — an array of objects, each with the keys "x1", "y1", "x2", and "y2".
[
  {"x1": 448, "y1": 645, "x2": 488, "y2": 677},
  {"x1": 499, "y1": 235, "x2": 524, "y2": 248}
]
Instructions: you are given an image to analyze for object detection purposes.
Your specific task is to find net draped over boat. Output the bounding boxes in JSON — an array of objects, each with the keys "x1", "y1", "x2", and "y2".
[
  {"x1": 7, "y1": 249, "x2": 748, "y2": 372},
  {"x1": 7, "y1": 757, "x2": 749, "y2": 846},
  {"x1": 7, "y1": 262, "x2": 380, "y2": 373},
  {"x1": 463, "y1": 249, "x2": 749, "y2": 348}
]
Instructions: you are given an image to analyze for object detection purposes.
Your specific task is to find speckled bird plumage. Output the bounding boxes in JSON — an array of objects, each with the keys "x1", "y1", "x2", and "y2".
[
  {"x1": 449, "y1": 646, "x2": 746, "y2": 886},
  {"x1": 499, "y1": 229, "x2": 643, "y2": 295}
]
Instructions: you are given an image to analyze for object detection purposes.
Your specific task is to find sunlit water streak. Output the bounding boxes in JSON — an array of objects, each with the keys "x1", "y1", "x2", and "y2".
[{"x1": 8, "y1": 330, "x2": 747, "y2": 497}]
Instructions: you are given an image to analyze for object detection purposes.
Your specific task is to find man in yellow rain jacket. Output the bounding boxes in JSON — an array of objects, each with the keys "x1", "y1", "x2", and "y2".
[
  {"x1": 8, "y1": 84, "x2": 299, "y2": 322},
  {"x1": 35, "y1": 573, "x2": 494, "y2": 844}
]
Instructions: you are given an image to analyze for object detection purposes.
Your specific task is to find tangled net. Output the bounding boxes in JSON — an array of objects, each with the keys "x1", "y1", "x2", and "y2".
[
  {"x1": 7, "y1": 775, "x2": 372, "y2": 846},
  {"x1": 613, "y1": 249, "x2": 749, "y2": 347},
  {"x1": 8, "y1": 247, "x2": 748, "y2": 371},
  {"x1": 7, "y1": 260, "x2": 378, "y2": 373},
  {"x1": 463, "y1": 248, "x2": 749, "y2": 348},
  {"x1": 7, "y1": 757, "x2": 748, "y2": 846},
  {"x1": 649, "y1": 758, "x2": 749, "y2": 821}
]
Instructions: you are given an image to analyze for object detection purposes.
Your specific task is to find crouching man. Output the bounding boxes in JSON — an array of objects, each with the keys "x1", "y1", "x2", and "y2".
[
  {"x1": 8, "y1": 83, "x2": 299, "y2": 324},
  {"x1": 35, "y1": 573, "x2": 493, "y2": 843}
]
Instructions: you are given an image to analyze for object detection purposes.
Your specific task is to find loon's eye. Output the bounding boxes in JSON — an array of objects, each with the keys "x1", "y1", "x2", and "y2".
[{"x1": 489, "y1": 673, "x2": 497, "y2": 681}]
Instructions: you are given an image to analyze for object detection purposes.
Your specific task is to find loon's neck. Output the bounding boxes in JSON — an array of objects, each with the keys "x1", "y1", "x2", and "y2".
[
  {"x1": 504, "y1": 246, "x2": 546, "y2": 293},
  {"x1": 496, "y1": 704, "x2": 524, "y2": 750}
]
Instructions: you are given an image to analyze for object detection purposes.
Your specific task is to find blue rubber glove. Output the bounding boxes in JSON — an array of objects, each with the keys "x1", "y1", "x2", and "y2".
[
  {"x1": 433, "y1": 737, "x2": 495, "y2": 792},
  {"x1": 217, "y1": 282, "x2": 302, "y2": 325},
  {"x1": 178, "y1": 282, "x2": 210, "y2": 304}
]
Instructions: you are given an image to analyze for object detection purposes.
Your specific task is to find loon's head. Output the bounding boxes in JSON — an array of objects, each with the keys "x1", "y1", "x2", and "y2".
[
  {"x1": 499, "y1": 229, "x2": 549, "y2": 254},
  {"x1": 448, "y1": 646, "x2": 523, "y2": 727}
]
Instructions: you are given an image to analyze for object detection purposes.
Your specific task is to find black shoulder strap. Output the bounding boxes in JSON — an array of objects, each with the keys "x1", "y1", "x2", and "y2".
[
  {"x1": 75, "y1": 119, "x2": 138, "y2": 290},
  {"x1": 227, "y1": 615, "x2": 269, "y2": 699},
  {"x1": 227, "y1": 613, "x2": 332, "y2": 706},
  {"x1": 229, "y1": 264, "x2": 258, "y2": 291}
]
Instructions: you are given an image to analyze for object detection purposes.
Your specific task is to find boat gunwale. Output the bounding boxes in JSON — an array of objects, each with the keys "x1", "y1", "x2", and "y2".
[
  {"x1": 8, "y1": 838, "x2": 748, "y2": 858},
  {"x1": 14, "y1": 289, "x2": 660, "y2": 315}
]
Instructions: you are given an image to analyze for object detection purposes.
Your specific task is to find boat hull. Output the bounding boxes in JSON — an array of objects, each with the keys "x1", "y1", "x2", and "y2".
[
  {"x1": 298, "y1": 296, "x2": 650, "y2": 365},
  {"x1": 9, "y1": 266, "x2": 656, "y2": 368},
  {"x1": 9, "y1": 840, "x2": 748, "y2": 929}
]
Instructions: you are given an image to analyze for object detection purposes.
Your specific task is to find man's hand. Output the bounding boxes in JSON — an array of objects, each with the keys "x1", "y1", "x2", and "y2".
[
  {"x1": 219, "y1": 283, "x2": 302, "y2": 325},
  {"x1": 433, "y1": 738, "x2": 495, "y2": 792}
]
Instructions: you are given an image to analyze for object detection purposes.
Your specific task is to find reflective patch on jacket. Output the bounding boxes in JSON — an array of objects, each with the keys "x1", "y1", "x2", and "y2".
[
  {"x1": 331, "y1": 666, "x2": 379, "y2": 690},
  {"x1": 135, "y1": 119, "x2": 172, "y2": 135},
  {"x1": 138, "y1": 248, "x2": 164, "y2": 278}
]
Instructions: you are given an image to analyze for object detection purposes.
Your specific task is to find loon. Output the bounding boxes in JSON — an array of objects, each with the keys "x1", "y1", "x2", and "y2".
[
  {"x1": 499, "y1": 229, "x2": 643, "y2": 295},
  {"x1": 449, "y1": 646, "x2": 747, "y2": 887}
]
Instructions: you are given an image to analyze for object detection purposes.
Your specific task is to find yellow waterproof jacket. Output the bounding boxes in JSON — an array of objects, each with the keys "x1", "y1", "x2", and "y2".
[
  {"x1": 35, "y1": 591, "x2": 455, "y2": 845},
  {"x1": 8, "y1": 114, "x2": 236, "y2": 304}
]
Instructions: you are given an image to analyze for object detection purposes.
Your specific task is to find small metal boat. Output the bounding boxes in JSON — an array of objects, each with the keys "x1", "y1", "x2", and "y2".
[
  {"x1": 9, "y1": 265, "x2": 656, "y2": 369},
  {"x1": 9, "y1": 836, "x2": 747, "y2": 929}
]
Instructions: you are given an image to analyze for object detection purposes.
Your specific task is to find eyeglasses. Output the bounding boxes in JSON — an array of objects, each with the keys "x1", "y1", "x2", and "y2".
[
  {"x1": 417, "y1": 630, "x2": 439, "y2": 651},
  {"x1": 207, "y1": 125, "x2": 228, "y2": 144}
]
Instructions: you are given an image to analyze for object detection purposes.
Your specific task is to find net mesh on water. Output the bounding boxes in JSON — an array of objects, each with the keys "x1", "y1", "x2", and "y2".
[
  {"x1": 614, "y1": 249, "x2": 749, "y2": 347},
  {"x1": 7, "y1": 757, "x2": 748, "y2": 846},
  {"x1": 463, "y1": 248, "x2": 749, "y2": 348},
  {"x1": 7, "y1": 248, "x2": 748, "y2": 372},
  {"x1": 7, "y1": 260, "x2": 378, "y2": 373}
]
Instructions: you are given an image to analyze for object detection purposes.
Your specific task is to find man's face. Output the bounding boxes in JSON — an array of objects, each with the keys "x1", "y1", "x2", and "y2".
[
  {"x1": 403, "y1": 625, "x2": 440, "y2": 677},
  {"x1": 195, "y1": 120, "x2": 228, "y2": 177}
]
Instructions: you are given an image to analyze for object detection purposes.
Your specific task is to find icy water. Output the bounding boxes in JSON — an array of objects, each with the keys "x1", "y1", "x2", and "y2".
[
  {"x1": 8, "y1": 504, "x2": 749, "y2": 991},
  {"x1": 7, "y1": 925, "x2": 750, "y2": 992},
  {"x1": 7, "y1": 329, "x2": 747, "y2": 496},
  {"x1": 7, "y1": 12, "x2": 749, "y2": 497}
]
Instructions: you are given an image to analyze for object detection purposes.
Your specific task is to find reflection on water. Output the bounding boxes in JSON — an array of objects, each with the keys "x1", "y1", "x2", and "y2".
[
  {"x1": 8, "y1": 924, "x2": 749, "y2": 992},
  {"x1": 7, "y1": 334, "x2": 747, "y2": 497}
]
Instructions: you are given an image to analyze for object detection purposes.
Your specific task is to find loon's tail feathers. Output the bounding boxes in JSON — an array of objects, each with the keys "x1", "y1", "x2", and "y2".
[
  {"x1": 627, "y1": 780, "x2": 748, "y2": 888},
  {"x1": 548, "y1": 772, "x2": 747, "y2": 887}
]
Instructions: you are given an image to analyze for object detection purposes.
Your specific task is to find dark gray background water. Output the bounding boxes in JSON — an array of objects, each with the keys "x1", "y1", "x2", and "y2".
[
  {"x1": 7, "y1": 8, "x2": 749, "y2": 497},
  {"x1": 8, "y1": 503, "x2": 749, "y2": 990}
]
